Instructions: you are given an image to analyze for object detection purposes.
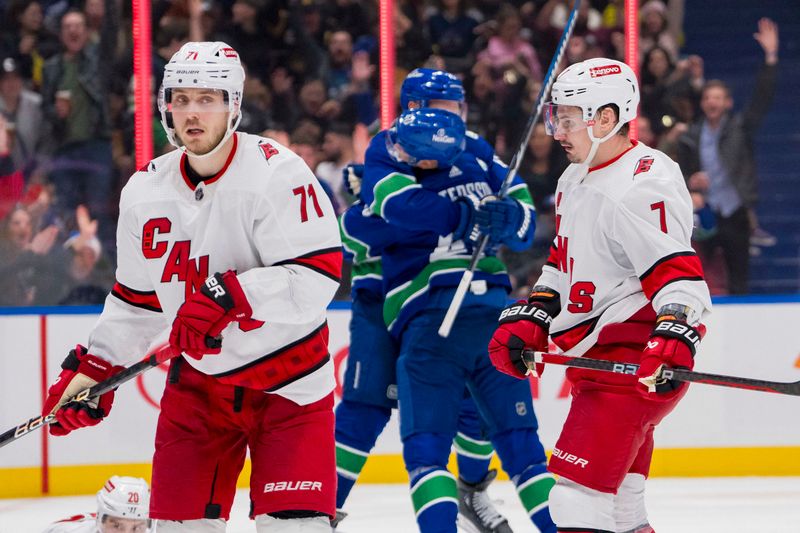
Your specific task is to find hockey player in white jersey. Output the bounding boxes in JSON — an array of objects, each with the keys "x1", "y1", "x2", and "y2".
[
  {"x1": 489, "y1": 58, "x2": 712, "y2": 533},
  {"x1": 41, "y1": 42, "x2": 342, "y2": 532},
  {"x1": 42, "y1": 476, "x2": 150, "y2": 533}
]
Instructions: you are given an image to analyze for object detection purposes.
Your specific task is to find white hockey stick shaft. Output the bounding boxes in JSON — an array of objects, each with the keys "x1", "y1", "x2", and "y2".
[{"x1": 437, "y1": 0, "x2": 581, "y2": 337}]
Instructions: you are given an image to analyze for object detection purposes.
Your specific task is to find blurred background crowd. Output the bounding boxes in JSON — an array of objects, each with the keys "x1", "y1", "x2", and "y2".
[{"x1": 0, "y1": 0, "x2": 796, "y2": 306}]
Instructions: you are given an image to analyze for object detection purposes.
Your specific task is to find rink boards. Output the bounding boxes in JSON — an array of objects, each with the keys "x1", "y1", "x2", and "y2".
[{"x1": 1, "y1": 298, "x2": 799, "y2": 498}]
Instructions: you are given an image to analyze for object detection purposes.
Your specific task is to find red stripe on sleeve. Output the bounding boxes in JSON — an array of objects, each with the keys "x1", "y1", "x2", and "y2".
[
  {"x1": 279, "y1": 248, "x2": 343, "y2": 283},
  {"x1": 545, "y1": 243, "x2": 558, "y2": 268},
  {"x1": 111, "y1": 282, "x2": 162, "y2": 312},
  {"x1": 639, "y1": 252, "x2": 705, "y2": 300}
]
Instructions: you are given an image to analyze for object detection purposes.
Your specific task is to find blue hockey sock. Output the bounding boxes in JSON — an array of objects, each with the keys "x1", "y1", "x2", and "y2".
[
  {"x1": 491, "y1": 428, "x2": 555, "y2": 533},
  {"x1": 515, "y1": 463, "x2": 557, "y2": 533},
  {"x1": 410, "y1": 467, "x2": 459, "y2": 533},
  {"x1": 453, "y1": 395, "x2": 493, "y2": 484},
  {"x1": 334, "y1": 400, "x2": 391, "y2": 509},
  {"x1": 405, "y1": 433, "x2": 459, "y2": 533},
  {"x1": 453, "y1": 432, "x2": 493, "y2": 485}
]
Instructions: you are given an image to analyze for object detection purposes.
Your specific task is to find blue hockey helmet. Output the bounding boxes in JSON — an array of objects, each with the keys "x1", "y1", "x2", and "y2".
[
  {"x1": 400, "y1": 68, "x2": 465, "y2": 110},
  {"x1": 387, "y1": 108, "x2": 466, "y2": 167}
]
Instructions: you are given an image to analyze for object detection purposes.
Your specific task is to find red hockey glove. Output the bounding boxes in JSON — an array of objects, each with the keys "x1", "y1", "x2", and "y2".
[
  {"x1": 636, "y1": 315, "x2": 704, "y2": 399},
  {"x1": 488, "y1": 287, "x2": 560, "y2": 379},
  {"x1": 42, "y1": 345, "x2": 124, "y2": 436},
  {"x1": 170, "y1": 270, "x2": 254, "y2": 359}
]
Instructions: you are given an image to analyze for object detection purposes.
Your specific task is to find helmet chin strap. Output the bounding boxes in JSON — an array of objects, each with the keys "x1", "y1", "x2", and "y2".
[{"x1": 580, "y1": 120, "x2": 626, "y2": 167}]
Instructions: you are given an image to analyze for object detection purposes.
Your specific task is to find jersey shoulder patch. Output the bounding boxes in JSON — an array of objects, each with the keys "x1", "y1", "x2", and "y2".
[
  {"x1": 258, "y1": 141, "x2": 280, "y2": 162},
  {"x1": 633, "y1": 156, "x2": 655, "y2": 176}
]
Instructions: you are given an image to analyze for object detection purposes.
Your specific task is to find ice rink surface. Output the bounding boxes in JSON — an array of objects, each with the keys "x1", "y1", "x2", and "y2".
[{"x1": 1, "y1": 477, "x2": 799, "y2": 533}]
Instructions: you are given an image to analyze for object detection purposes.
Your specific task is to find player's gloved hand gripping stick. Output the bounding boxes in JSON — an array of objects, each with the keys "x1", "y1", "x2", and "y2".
[
  {"x1": 0, "y1": 343, "x2": 188, "y2": 449},
  {"x1": 519, "y1": 350, "x2": 800, "y2": 396},
  {"x1": 438, "y1": 0, "x2": 582, "y2": 337}
]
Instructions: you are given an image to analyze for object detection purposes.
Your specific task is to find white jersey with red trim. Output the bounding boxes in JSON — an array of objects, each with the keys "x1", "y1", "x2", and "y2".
[
  {"x1": 537, "y1": 141, "x2": 711, "y2": 356},
  {"x1": 42, "y1": 513, "x2": 97, "y2": 533},
  {"x1": 87, "y1": 133, "x2": 342, "y2": 405}
]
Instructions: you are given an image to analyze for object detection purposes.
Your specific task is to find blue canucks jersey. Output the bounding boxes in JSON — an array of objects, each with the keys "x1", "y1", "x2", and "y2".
[
  {"x1": 339, "y1": 202, "x2": 399, "y2": 297},
  {"x1": 362, "y1": 130, "x2": 536, "y2": 336}
]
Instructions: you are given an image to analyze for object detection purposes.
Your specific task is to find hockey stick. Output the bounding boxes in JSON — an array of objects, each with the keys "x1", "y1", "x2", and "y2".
[
  {"x1": 437, "y1": 0, "x2": 581, "y2": 337},
  {"x1": 521, "y1": 350, "x2": 800, "y2": 396},
  {"x1": 0, "y1": 344, "x2": 177, "y2": 449}
]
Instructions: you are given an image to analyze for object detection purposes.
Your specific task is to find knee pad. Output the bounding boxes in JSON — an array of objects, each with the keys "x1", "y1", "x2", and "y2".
[
  {"x1": 153, "y1": 519, "x2": 226, "y2": 532},
  {"x1": 255, "y1": 514, "x2": 331, "y2": 532},
  {"x1": 614, "y1": 473, "x2": 650, "y2": 533},
  {"x1": 549, "y1": 477, "x2": 615, "y2": 532},
  {"x1": 402, "y1": 432, "x2": 453, "y2": 475}
]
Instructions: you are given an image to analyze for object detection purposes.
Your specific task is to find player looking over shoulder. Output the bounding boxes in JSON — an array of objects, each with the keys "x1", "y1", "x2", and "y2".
[
  {"x1": 489, "y1": 58, "x2": 712, "y2": 533},
  {"x1": 42, "y1": 476, "x2": 150, "y2": 533},
  {"x1": 40, "y1": 42, "x2": 342, "y2": 532}
]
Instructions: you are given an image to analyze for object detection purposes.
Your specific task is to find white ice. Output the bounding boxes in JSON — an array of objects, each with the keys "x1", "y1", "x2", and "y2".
[{"x1": 1, "y1": 478, "x2": 799, "y2": 533}]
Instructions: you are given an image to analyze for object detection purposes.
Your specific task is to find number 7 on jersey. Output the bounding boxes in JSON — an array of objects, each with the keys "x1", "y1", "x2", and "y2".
[{"x1": 650, "y1": 201, "x2": 668, "y2": 233}]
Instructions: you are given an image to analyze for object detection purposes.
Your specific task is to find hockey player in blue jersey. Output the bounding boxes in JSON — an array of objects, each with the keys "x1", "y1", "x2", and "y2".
[
  {"x1": 358, "y1": 69, "x2": 556, "y2": 533},
  {"x1": 335, "y1": 161, "x2": 513, "y2": 533}
]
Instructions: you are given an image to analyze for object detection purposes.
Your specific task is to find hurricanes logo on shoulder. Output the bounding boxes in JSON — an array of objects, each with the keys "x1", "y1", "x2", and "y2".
[
  {"x1": 260, "y1": 143, "x2": 279, "y2": 161},
  {"x1": 634, "y1": 157, "x2": 655, "y2": 176}
]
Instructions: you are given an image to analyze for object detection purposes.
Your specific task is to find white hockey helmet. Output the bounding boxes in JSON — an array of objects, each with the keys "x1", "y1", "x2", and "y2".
[
  {"x1": 547, "y1": 58, "x2": 639, "y2": 135},
  {"x1": 158, "y1": 41, "x2": 245, "y2": 157},
  {"x1": 96, "y1": 476, "x2": 151, "y2": 531}
]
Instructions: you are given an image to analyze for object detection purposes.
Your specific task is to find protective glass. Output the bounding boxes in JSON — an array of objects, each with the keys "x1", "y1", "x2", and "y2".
[{"x1": 543, "y1": 103, "x2": 590, "y2": 136}]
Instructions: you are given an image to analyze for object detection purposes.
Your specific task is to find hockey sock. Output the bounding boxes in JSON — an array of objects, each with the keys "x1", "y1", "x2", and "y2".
[
  {"x1": 453, "y1": 395, "x2": 494, "y2": 485},
  {"x1": 334, "y1": 400, "x2": 391, "y2": 509},
  {"x1": 410, "y1": 467, "x2": 459, "y2": 533},
  {"x1": 515, "y1": 463, "x2": 557, "y2": 533},
  {"x1": 491, "y1": 428, "x2": 555, "y2": 533},
  {"x1": 453, "y1": 431, "x2": 493, "y2": 485},
  {"x1": 404, "y1": 433, "x2": 459, "y2": 533}
]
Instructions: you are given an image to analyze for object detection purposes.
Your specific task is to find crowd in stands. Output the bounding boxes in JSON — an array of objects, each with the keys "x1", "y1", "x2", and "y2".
[{"x1": 0, "y1": 0, "x2": 781, "y2": 305}]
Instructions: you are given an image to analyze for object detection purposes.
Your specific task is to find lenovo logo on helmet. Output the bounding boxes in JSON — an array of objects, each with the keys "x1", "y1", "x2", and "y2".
[
  {"x1": 589, "y1": 65, "x2": 622, "y2": 77},
  {"x1": 221, "y1": 47, "x2": 238, "y2": 58}
]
